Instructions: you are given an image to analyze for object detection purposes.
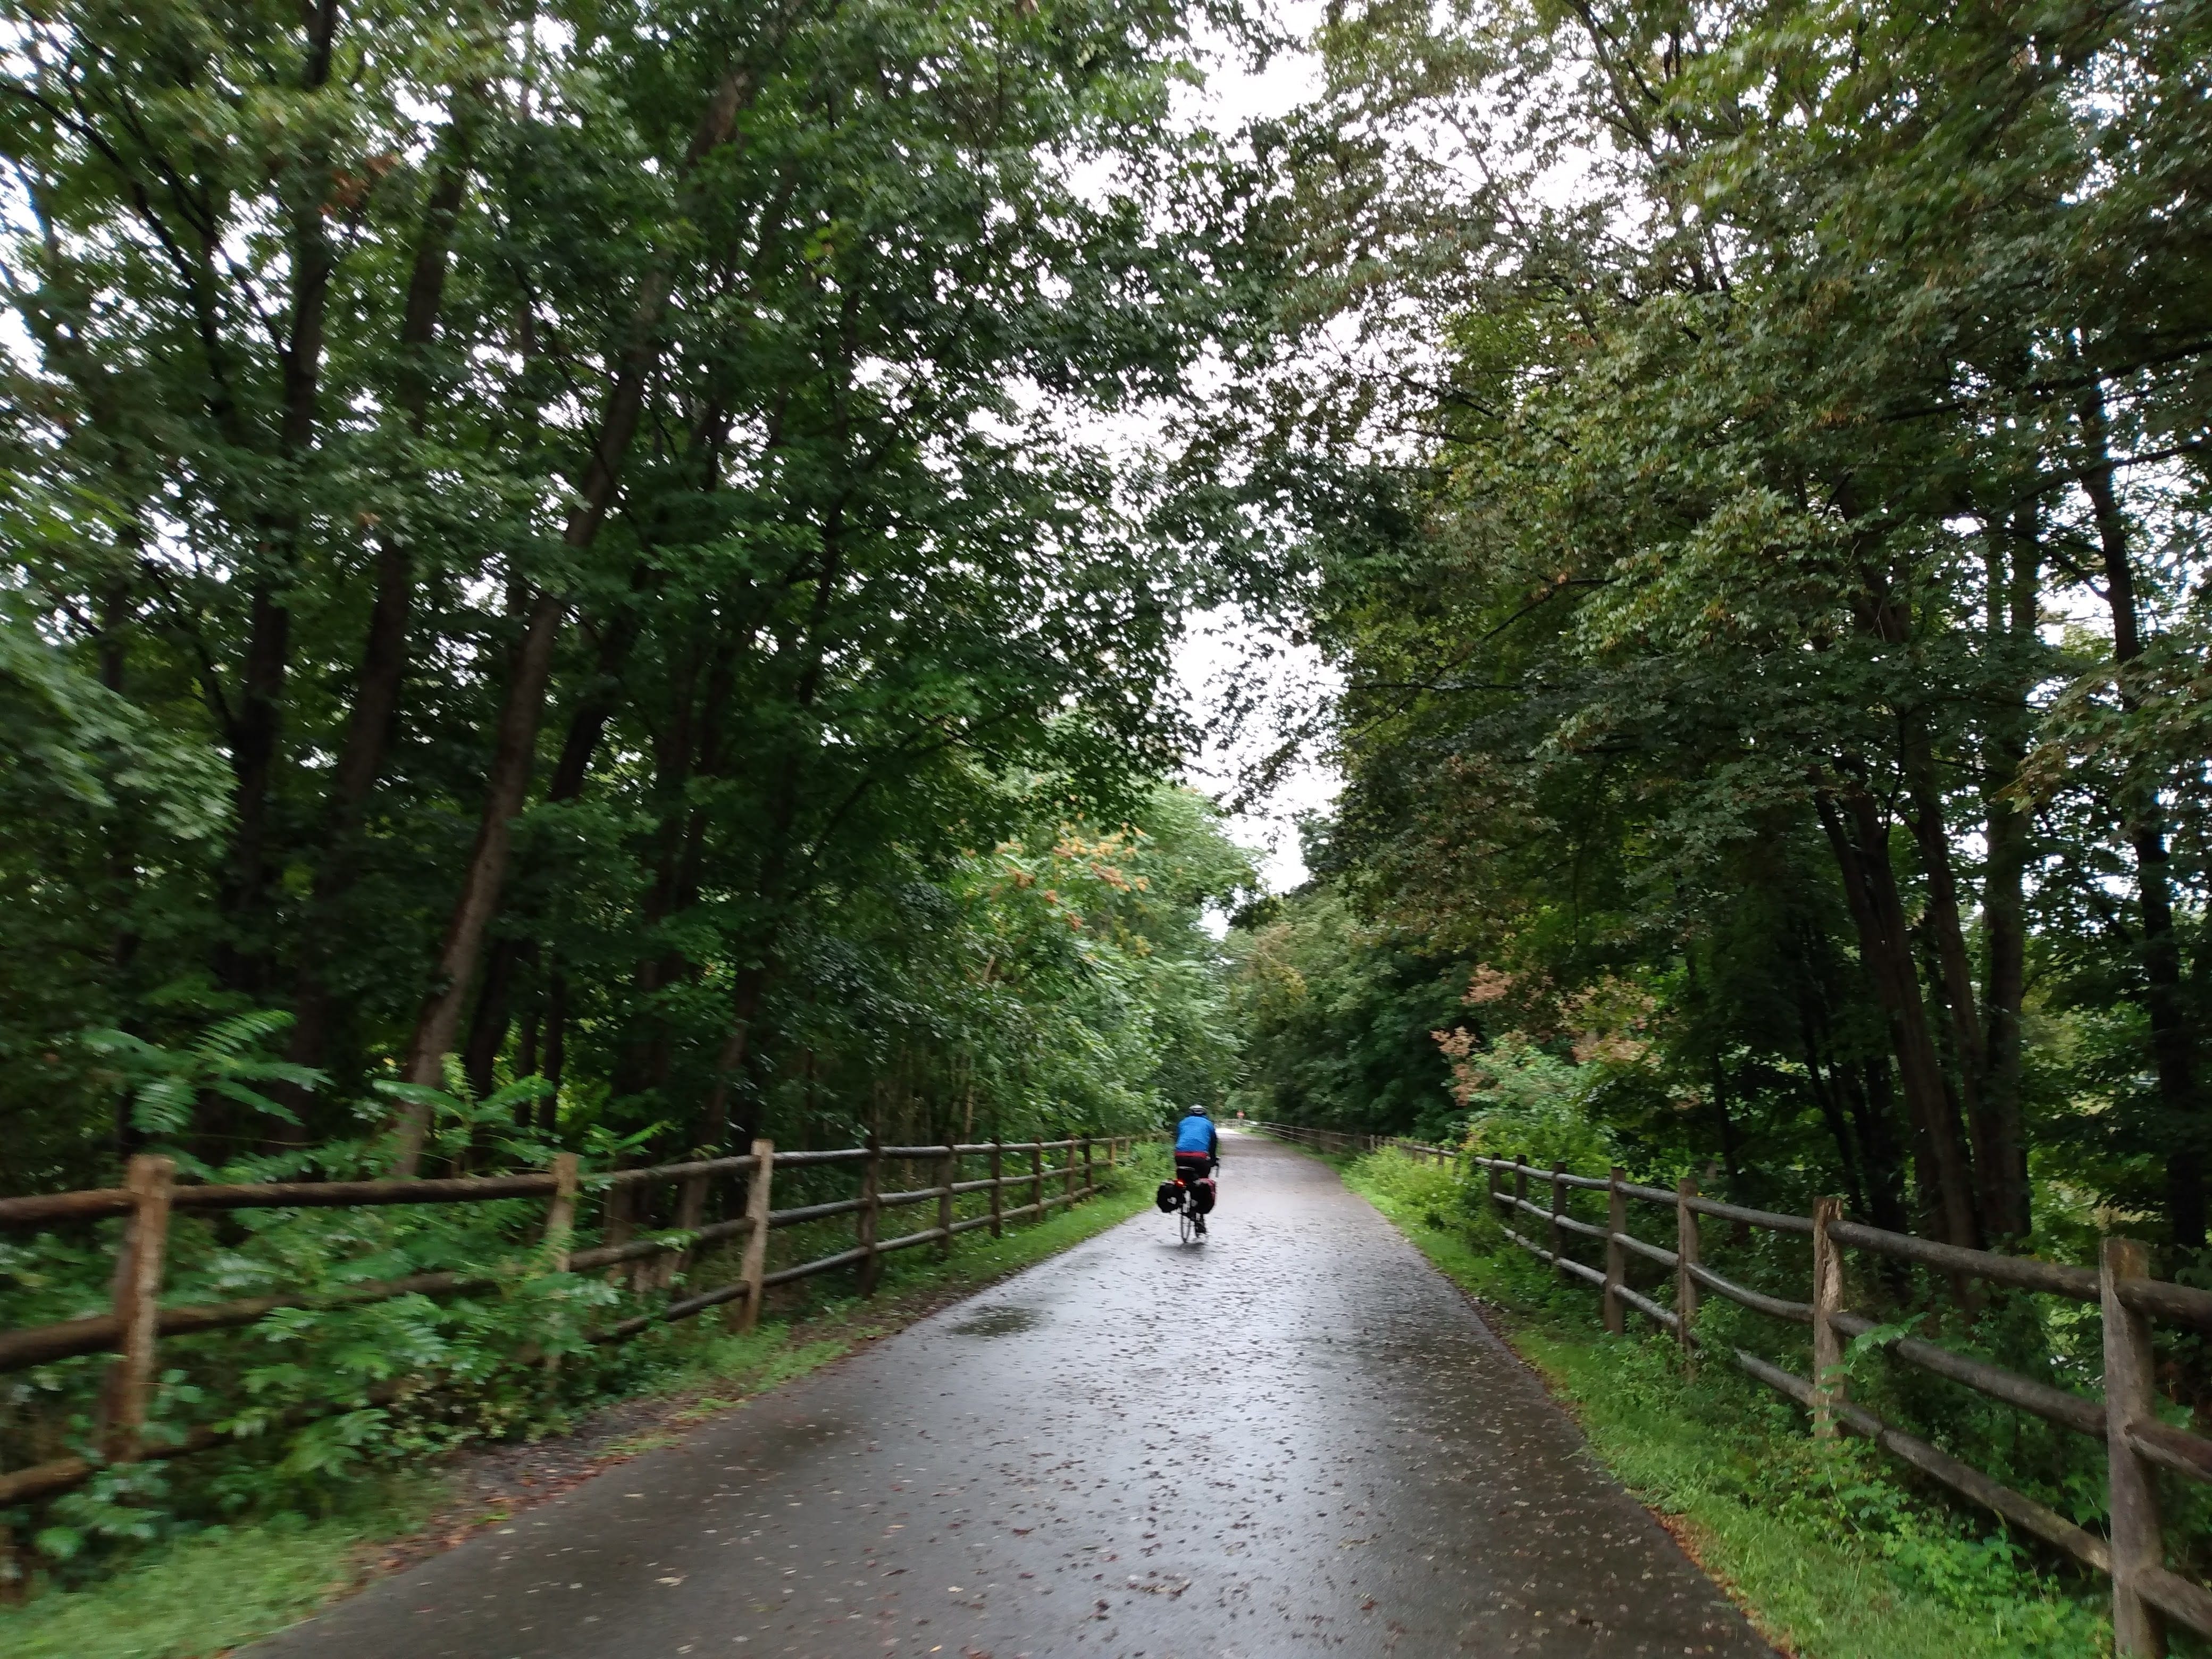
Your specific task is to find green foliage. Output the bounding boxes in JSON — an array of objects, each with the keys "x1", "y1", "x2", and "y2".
[
  {"x1": 1447, "y1": 1035, "x2": 1615, "y2": 1169},
  {"x1": 0, "y1": 0, "x2": 1269, "y2": 1195},
  {"x1": 1226, "y1": 883, "x2": 1468, "y2": 1139},
  {"x1": 1250, "y1": 0, "x2": 2212, "y2": 1265},
  {"x1": 85, "y1": 1012, "x2": 322, "y2": 1139},
  {"x1": 0, "y1": 1486, "x2": 442, "y2": 1659}
]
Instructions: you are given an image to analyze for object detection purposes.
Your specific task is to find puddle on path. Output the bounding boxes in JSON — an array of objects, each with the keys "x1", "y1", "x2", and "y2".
[{"x1": 948, "y1": 1305, "x2": 1040, "y2": 1336}]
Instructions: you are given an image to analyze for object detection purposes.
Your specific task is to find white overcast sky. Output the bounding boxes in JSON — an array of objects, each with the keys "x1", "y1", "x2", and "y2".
[{"x1": 1168, "y1": 3, "x2": 1340, "y2": 897}]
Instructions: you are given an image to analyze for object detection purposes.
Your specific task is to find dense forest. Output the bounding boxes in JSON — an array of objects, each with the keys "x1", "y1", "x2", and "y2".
[
  {"x1": 0, "y1": 0, "x2": 1263, "y2": 1195},
  {"x1": 7, "y1": 0, "x2": 2212, "y2": 1632},
  {"x1": 1228, "y1": 0, "x2": 2212, "y2": 1282},
  {"x1": 0, "y1": 0, "x2": 1282, "y2": 1589}
]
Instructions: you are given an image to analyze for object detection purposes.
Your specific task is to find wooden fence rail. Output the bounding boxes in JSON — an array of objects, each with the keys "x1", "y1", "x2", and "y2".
[
  {"x1": 1254, "y1": 1123, "x2": 1455, "y2": 1165},
  {"x1": 1252, "y1": 1124, "x2": 2212, "y2": 1654},
  {"x1": 0, "y1": 1134, "x2": 1132, "y2": 1513},
  {"x1": 1475, "y1": 1147, "x2": 2210, "y2": 1652}
]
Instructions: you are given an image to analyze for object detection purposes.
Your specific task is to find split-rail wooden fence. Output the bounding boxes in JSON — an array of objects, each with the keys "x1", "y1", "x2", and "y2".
[
  {"x1": 0, "y1": 1134, "x2": 1130, "y2": 1516},
  {"x1": 1254, "y1": 1122, "x2": 1454, "y2": 1164},
  {"x1": 1255, "y1": 1124, "x2": 2212, "y2": 1657}
]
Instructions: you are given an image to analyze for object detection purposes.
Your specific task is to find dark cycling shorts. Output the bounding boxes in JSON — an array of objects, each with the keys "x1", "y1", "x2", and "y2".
[{"x1": 1174, "y1": 1153, "x2": 1215, "y2": 1186}]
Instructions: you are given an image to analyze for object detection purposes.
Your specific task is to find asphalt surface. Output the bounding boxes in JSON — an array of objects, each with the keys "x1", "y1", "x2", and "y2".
[{"x1": 252, "y1": 1130, "x2": 1773, "y2": 1658}]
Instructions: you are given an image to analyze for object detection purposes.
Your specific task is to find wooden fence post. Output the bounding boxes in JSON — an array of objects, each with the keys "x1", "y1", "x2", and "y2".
[
  {"x1": 601, "y1": 1176, "x2": 635, "y2": 1286},
  {"x1": 1030, "y1": 1142, "x2": 1044, "y2": 1214},
  {"x1": 1603, "y1": 1167, "x2": 1627, "y2": 1335},
  {"x1": 1063, "y1": 1140, "x2": 1077, "y2": 1204},
  {"x1": 544, "y1": 1152, "x2": 580, "y2": 1271},
  {"x1": 538, "y1": 1152, "x2": 582, "y2": 1375},
  {"x1": 1486, "y1": 1158, "x2": 1499, "y2": 1211},
  {"x1": 1549, "y1": 1161, "x2": 1566, "y2": 1275},
  {"x1": 1674, "y1": 1175, "x2": 1700, "y2": 1376},
  {"x1": 1811, "y1": 1196, "x2": 1845, "y2": 1438},
  {"x1": 1083, "y1": 1135, "x2": 1094, "y2": 1197},
  {"x1": 731, "y1": 1140, "x2": 774, "y2": 1333},
  {"x1": 858, "y1": 1136, "x2": 883, "y2": 1295},
  {"x1": 1513, "y1": 1154, "x2": 1528, "y2": 1216},
  {"x1": 102, "y1": 1153, "x2": 175, "y2": 1463},
  {"x1": 665, "y1": 1167, "x2": 711, "y2": 1289},
  {"x1": 938, "y1": 1142, "x2": 957, "y2": 1257},
  {"x1": 989, "y1": 1139, "x2": 1004, "y2": 1237},
  {"x1": 1104, "y1": 1136, "x2": 1117, "y2": 1170},
  {"x1": 2104, "y1": 1237, "x2": 2167, "y2": 1657}
]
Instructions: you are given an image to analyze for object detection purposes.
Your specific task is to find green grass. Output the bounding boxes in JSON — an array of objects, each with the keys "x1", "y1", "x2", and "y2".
[
  {"x1": 1329, "y1": 1144, "x2": 2118, "y2": 1659},
  {"x1": 0, "y1": 1484, "x2": 440, "y2": 1659},
  {"x1": 0, "y1": 1151, "x2": 1164, "y2": 1659}
]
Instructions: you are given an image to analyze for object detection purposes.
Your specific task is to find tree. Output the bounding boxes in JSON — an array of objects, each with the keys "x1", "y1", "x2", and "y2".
[
  {"x1": 0, "y1": 0, "x2": 1263, "y2": 1188},
  {"x1": 1233, "y1": 0, "x2": 2212, "y2": 1259}
]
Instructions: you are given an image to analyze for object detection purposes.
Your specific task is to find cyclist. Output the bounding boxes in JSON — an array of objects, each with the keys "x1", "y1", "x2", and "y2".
[{"x1": 1172, "y1": 1105, "x2": 1220, "y2": 1235}]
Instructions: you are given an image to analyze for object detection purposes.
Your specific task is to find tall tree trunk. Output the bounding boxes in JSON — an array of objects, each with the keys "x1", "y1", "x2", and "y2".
[
  {"x1": 465, "y1": 482, "x2": 746, "y2": 1107},
  {"x1": 681, "y1": 498, "x2": 848, "y2": 1155},
  {"x1": 213, "y1": 0, "x2": 345, "y2": 1006},
  {"x1": 99, "y1": 566, "x2": 146, "y2": 1159},
  {"x1": 547, "y1": 566, "x2": 655, "y2": 802},
  {"x1": 214, "y1": 588, "x2": 292, "y2": 999},
  {"x1": 1899, "y1": 718, "x2": 1994, "y2": 1178},
  {"x1": 392, "y1": 588, "x2": 565, "y2": 1164},
  {"x1": 1846, "y1": 1058, "x2": 1912, "y2": 1236},
  {"x1": 388, "y1": 66, "x2": 765, "y2": 1171},
  {"x1": 1816, "y1": 787, "x2": 1981, "y2": 1247},
  {"x1": 540, "y1": 968, "x2": 567, "y2": 1134},
  {"x1": 1797, "y1": 996, "x2": 1867, "y2": 1216},
  {"x1": 280, "y1": 111, "x2": 480, "y2": 1110},
  {"x1": 693, "y1": 966, "x2": 769, "y2": 1154},
  {"x1": 464, "y1": 937, "x2": 535, "y2": 1103},
  {"x1": 612, "y1": 630, "x2": 740, "y2": 1104},
  {"x1": 2080, "y1": 382, "x2": 2205, "y2": 1250},
  {"x1": 1796, "y1": 914, "x2": 1909, "y2": 1229},
  {"x1": 1974, "y1": 510, "x2": 2039, "y2": 1239}
]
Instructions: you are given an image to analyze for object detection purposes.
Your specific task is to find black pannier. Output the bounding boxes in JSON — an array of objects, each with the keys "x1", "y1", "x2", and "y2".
[{"x1": 1155, "y1": 1180, "x2": 1182, "y2": 1213}]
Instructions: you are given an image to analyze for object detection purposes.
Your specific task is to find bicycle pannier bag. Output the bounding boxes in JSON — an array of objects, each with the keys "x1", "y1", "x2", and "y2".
[
  {"x1": 1191, "y1": 1177, "x2": 1217, "y2": 1216},
  {"x1": 1155, "y1": 1180, "x2": 1180, "y2": 1213}
]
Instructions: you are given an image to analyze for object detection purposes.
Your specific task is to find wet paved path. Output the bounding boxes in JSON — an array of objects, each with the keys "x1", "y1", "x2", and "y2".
[{"x1": 254, "y1": 1132, "x2": 1773, "y2": 1658}]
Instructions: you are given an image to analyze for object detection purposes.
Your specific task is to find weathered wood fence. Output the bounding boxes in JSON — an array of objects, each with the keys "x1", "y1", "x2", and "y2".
[
  {"x1": 0, "y1": 1134, "x2": 1129, "y2": 1513},
  {"x1": 1255, "y1": 1124, "x2": 2212, "y2": 1653},
  {"x1": 1252, "y1": 1122, "x2": 1454, "y2": 1164}
]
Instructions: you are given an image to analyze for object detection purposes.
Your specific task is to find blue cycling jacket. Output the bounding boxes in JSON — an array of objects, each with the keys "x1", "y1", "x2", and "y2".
[{"x1": 1174, "y1": 1113, "x2": 1219, "y2": 1157}]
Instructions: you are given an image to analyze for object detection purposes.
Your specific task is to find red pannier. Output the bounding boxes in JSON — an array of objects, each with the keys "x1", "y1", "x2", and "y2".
[{"x1": 1189, "y1": 1177, "x2": 1217, "y2": 1216}]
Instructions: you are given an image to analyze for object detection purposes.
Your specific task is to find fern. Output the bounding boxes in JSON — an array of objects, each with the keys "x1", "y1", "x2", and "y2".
[{"x1": 83, "y1": 1013, "x2": 324, "y2": 1137}]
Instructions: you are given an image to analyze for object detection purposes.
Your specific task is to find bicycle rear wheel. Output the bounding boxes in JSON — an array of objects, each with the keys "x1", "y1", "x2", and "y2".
[{"x1": 1178, "y1": 1201, "x2": 1196, "y2": 1244}]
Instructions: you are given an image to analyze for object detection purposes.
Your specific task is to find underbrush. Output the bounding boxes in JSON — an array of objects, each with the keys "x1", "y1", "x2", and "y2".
[
  {"x1": 1337, "y1": 1146, "x2": 2138, "y2": 1659},
  {"x1": 0, "y1": 1145, "x2": 1163, "y2": 1659}
]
